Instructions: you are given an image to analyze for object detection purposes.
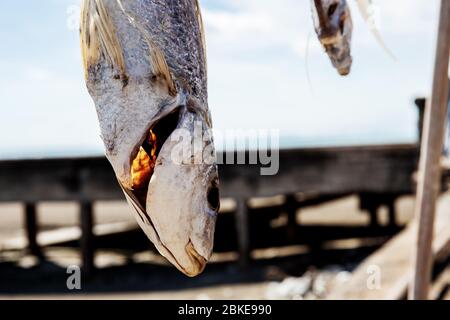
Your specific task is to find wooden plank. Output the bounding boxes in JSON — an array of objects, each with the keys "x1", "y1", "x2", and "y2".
[
  {"x1": 0, "y1": 222, "x2": 137, "y2": 251},
  {"x1": 327, "y1": 193, "x2": 450, "y2": 300},
  {"x1": 410, "y1": 0, "x2": 450, "y2": 300},
  {"x1": 220, "y1": 144, "x2": 419, "y2": 198},
  {"x1": 0, "y1": 144, "x2": 420, "y2": 203},
  {"x1": 0, "y1": 157, "x2": 123, "y2": 202}
]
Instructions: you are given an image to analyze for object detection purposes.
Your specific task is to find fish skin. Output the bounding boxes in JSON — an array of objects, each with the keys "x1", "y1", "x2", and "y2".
[{"x1": 112, "y1": 0, "x2": 207, "y2": 101}]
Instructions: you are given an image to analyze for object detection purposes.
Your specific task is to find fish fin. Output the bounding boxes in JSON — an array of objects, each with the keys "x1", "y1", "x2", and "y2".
[
  {"x1": 193, "y1": 0, "x2": 208, "y2": 73},
  {"x1": 148, "y1": 44, "x2": 178, "y2": 96},
  {"x1": 80, "y1": 0, "x2": 126, "y2": 78},
  {"x1": 116, "y1": 0, "x2": 177, "y2": 96},
  {"x1": 355, "y1": 0, "x2": 396, "y2": 60}
]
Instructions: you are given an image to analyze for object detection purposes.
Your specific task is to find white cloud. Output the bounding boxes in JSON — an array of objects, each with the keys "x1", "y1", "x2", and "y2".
[
  {"x1": 0, "y1": 62, "x2": 101, "y2": 153},
  {"x1": 24, "y1": 66, "x2": 52, "y2": 81},
  {"x1": 203, "y1": 0, "x2": 318, "y2": 59},
  {"x1": 373, "y1": 0, "x2": 439, "y2": 35},
  {"x1": 203, "y1": 10, "x2": 272, "y2": 36}
]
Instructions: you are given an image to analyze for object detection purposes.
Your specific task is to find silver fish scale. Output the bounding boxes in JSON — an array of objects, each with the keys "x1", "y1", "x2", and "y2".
[{"x1": 124, "y1": 0, "x2": 207, "y2": 102}]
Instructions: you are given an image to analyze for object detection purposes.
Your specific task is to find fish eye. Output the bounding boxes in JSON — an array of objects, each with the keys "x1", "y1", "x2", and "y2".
[
  {"x1": 328, "y1": 3, "x2": 338, "y2": 17},
  {"x1": 207, "y1": 185, "x2": 220, "y2": 212}
]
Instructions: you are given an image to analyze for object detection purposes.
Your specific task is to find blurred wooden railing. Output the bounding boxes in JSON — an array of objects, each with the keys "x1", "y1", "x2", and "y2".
[{"x1": 0, "y1": 144, "x2": 422, "y2": 272}]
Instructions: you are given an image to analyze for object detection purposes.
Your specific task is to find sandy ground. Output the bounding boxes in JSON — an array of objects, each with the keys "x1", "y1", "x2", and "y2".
[{"x1": 0, "y1": 195, "x2": 428, "y2": 300}]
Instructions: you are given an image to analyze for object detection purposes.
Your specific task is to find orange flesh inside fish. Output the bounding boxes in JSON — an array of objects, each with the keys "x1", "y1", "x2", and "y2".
[{"x1": 131, "y1": 130, "x2": 157, "y2": 205}]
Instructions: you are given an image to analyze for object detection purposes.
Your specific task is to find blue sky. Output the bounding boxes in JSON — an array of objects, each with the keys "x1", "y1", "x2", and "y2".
[{"x1": 0, "y1": 0, "x2": 442, "y2": 158}]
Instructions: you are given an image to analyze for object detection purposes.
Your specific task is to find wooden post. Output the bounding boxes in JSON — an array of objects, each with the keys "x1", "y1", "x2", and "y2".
[
  {"x1": 80, "y1": 202, "x2": 95, "y2": 275},
  {"x1": 235, "y1": 198, "x2": 250, "y2": 268},
  {"x1": 409, "y1": 0, "x2": 450, "y2": 300},
  {"x1": 415, "y1": 98, "x2": 427, "y2": 144},
  {"x1": 285, "y1": 195, "x2": 298, "y2": 240},
  {"x1": 359, "y1": 193, "x2": 380, "y2": 227},
  {"x1": 24, "y1": 202, "x2": 42, "y2": 257},
  {"x1": 386, "y1": 197, "x2": 397, "y2": 228}
]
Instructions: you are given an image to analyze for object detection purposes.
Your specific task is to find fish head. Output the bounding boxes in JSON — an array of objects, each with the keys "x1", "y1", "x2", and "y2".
[
  {"x1": 120, "y1": 99, "x2": 220, "y2": 277},
  {"x1": 80, "y1": 0, "x2": 219, "y2": 277},
  {"x1": 142, "y1": 100, "x2": 220, "y2": 277},
  {"x1": 311, "y1": 0, "x2": 353, "y2": 75}
]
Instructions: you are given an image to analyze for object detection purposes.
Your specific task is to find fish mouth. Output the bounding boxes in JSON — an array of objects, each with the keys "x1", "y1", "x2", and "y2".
[
  {"x1": 184, "y1": 241, "x2": 207, "y2": 277},
  {"x1": 337, "y1": 66, "x2": 351, "y2": 76},
  {"x1": 324, "y1": 42, "x2": 352, "y2": 76},
  {"x1": 128, "y1": 107, "x2": 182, "y2": 207}
]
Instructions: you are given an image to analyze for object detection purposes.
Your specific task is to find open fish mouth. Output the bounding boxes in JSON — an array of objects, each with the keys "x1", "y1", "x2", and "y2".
[{"x1": 128, "y1": 107, "x2": 182, "y2": 208}]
